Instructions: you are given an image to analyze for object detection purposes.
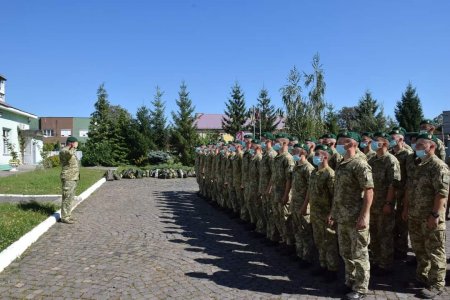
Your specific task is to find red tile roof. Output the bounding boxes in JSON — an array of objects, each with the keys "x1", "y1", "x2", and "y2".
[{"x1": 195, "y1": 113, "x2": 285, "y2": 130}]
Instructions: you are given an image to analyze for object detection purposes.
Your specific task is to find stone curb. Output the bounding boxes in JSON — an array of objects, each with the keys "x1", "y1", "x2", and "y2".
[{"x1": 0, "y1": 177, "x2": 106, "y2": 273}]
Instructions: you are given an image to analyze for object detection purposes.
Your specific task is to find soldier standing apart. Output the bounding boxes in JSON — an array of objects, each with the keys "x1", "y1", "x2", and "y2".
[
  {"x1": 367, "y1": 132, "x2": 401, "y2": 275},
  {"x1": 402, "y1": 133, "x2": 449, "y2": 299},
  {"x1": 331, "y1": 131, "x2": 374, "y2": 300},
  {"x1": 303, "y1": 145, "x2": 339, "y2": 280},
  {"x1": 291, "y1": 144, "x2": 315, "y2": 266},
  {"x1": 59, "y1": 136, "x2": 80, "y2": 224}
]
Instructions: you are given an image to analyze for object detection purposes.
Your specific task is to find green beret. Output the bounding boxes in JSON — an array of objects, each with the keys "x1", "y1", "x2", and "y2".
[
  {"x1": 361, "y1": 132, "x2": 373, "y2": 138},
  {"x1": 417, "y1": 133, "x2": 438, "y2": 143},
  {"x1": 321, "y1": 133, "x2": 337, "y2": 139},
  {"x1": 420, "y1": 119, "x2": 435, "y2": 126},
  {"x1": 243, "y1": 133, "x2": 253, "y2": 139},
  {"x1": 251, "y1": 139, "x2": 260, "y2": 144},
  {"x1": 293, "y1": 143, "x2": 309, "y2": 152},
  {"x1": 66, "y1": 136, "x2": 78, "y2": 143},
  {"x1": 275, "y1": 132, "x2": 289, "y2": 139},
  {"x1": 291, "y1": 136, "x2": 299, "y2": 141},
  {"x1": 372, "y1": 132, "x2": 391, "y2": 140},
  {"x1": 305, "y1": 137, "x2": 317, "y2": 144},
  {"x1": 264, "y1": 133, "x2": 275, "y2": 140},
  {"x1": 314, "y1": 144, "x2": 333, "y2": 155},
  {"x1": 337, "y1": 131, "x2": 361, "y2": 143}
]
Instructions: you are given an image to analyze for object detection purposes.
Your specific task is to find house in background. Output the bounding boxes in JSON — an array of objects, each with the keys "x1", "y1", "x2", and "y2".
[
  {"x1": 0, "y1": 74, "x2": 43, "y2": 169},
  {"x1": 39, "y1": 117, "x2": 90, "y2": 146}
]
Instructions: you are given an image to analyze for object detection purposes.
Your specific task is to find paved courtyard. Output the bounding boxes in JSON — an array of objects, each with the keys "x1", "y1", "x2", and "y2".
[{"x1": 0, "y1": 178, "x2": 449, "y2": 299}]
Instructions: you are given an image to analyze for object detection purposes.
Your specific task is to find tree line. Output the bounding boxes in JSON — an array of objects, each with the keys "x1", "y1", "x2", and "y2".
[{"x1": 80, "y1": 53, "x2": 429, "y2": 167}]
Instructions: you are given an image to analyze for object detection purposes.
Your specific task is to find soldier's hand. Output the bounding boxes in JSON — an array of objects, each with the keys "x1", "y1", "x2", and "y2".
[
  {"x1": 427, "y1": 215, "x2": 438, "y2": 230},
  {"x1": 383, "y1": 203, "x2": 393, "y2": 215},
  {"x1": 356, "y1": 213, "x2": 369, "y2": 230},
  {"x1": 401, "y1": 207, "x2": 408, "y2": 221}
]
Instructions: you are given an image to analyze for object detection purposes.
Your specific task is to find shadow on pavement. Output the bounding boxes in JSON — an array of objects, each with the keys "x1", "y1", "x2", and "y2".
[{"x1": 156, "y1": 190, "x2": 425, "y2": 298}]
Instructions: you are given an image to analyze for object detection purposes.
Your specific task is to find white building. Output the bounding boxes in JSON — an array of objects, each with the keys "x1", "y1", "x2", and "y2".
[{"x1": 0, "y1": 74, "x2": 43, "y2": 170}]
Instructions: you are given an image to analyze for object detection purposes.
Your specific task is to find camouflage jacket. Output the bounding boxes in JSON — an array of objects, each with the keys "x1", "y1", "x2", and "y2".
[
  {"x1": 248, "y1": 153, "x2": 262, "y2": 192},
  {"x1": 368, "y1": 152, "x2": 401, "y2": 212},
  {"x1": 329, "y1": 148, "x2": 342, "y2": 170},
  {"x1": 393, "y1": 146, "x2": 413, "y2": 191},
  {"x1": 309, "y1": 166, "x2": 335, "y2": 219},
  {"x1": 259, "y1": 149, "x2": 276, "y2": 194},
  {"x1": 436, "y1": 138, "x2": 447, "y2": 161},
  {"x1": 232, "y1": 151, "x2": 243, "y2": 189},
  {"x1": 291, "y1": 159, "x2": 315, "y2": 209},
  {"x1": 241, "y1": 151, "x2": 252, "y2": 186},
  {"x1": 365, "y1": 148, "x2": 376, "y2": 161},
  {"x1": 332, "y1": 155, "x2": 374, "y2": 224},
  {"x1": 272, "y1": 152, "x2": 295, "y2": 192},
  {"x1": 409, "y1": 154, "x2": 450, "y2": 223},
  {"x1": 225, "y1": 153, "x2": 234, "y2": 185},
  {"x1": 60, "y1": 146, "x2": 80, "y2": 181}
]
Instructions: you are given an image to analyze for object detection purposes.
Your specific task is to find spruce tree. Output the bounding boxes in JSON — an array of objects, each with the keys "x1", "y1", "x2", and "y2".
[
  {"x1": 324, "y1": 104, "x2": 340, "y2": 134},
  {"x1": 171, "y1": 81, "x2": 199, "y2": 166},
  {"x1": 108, "y1": 105, "x2": 132, "y2": 165},
  {"x1": 150, "y1": 86, "x2": 168, "y2": 150},
  {"x1": 395, "y1": 83, "x2": 424, "y2": 132},
  {"x1": 354, "y1": 90, "x2": 386, "y2": 132},
  {"x1": 255, "y1": 88, "x2": 279, "y2": 135},
  {"x1": 222, "y1": 82, "x2": 247, "y2": 136}
]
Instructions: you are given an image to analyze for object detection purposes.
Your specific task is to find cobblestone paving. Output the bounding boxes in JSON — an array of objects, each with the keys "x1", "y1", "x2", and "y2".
[{"x1": 0, "y1": 178, "x2": 449, "y2": 299}]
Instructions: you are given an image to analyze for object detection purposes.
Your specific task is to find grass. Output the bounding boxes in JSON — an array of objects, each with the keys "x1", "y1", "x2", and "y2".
[
  {"x1": 0, "y1": 167, "x2": 105, "y2": 195},
  {"x1": 0, "y1": 201, "x2": 60, "y2": 252}
]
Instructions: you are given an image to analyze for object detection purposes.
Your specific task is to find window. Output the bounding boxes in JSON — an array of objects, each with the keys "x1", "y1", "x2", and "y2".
[
  {"x1": 79, "y1": 130, "x2": 88, "y2": 137},
  {"x1": 2, "y1": 128, "x2": 11, "y2": 154},
  {"x1": 43, "y1": 129, "x2": 54, "y2": 137},
  {"x1": 61, "y1": 129, "x2": 71, "y2": 137}
]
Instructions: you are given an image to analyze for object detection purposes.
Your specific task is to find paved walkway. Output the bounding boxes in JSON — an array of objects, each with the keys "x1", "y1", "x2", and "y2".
[{"x1": 0, "y1": 178, "x2": 449, "y2": 299}]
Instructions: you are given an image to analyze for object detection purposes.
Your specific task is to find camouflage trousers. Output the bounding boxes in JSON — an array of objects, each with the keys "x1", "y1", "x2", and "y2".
[
  {"x1": 311, "y1": 216, "x2": 339, "y2": 271},
  {"x1": 292, "y1": 210, "x2": 314, "y2": 262},
  {"x1": 369, "y1": 212, "x2": 395, "y2": 269},
  {"x1": 247, "y1": 188, "x2": 259, "y2": 225},
  {"x1": 259, "y1": 193, "x2": 270, "y2": 235},
  {"x1": 278, "y1": 202, "x2": 294, "y2": 245},
  {"x1": 61, "y1": 180, "x2": 77, "y2": 220},
  {"x1": 409, "y1": 217, "x2": 447, "y2": 290},
  {"x1": 337, "y1": 223, "x2": 370, "y2": 294},
  {"x1": 394, "y1": 194, "x2": 409, "y2": 254},
  {"x1": 266, "y1": 192, "x2": 281, "y2": 242},
  {"x1": 240, "y1": 186, "x2": 250, "y2": 222},
  {"x1": 252, "y1": 195, "x2": 265, "y2": 234}
]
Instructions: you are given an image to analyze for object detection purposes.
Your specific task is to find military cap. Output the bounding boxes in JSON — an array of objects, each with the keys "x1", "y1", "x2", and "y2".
[
  {"x1": 275, "y1": 132, "x2": 288, "y2": 139},
  {"x1": 66, "y1": 136, "x2": 78, "y2": 143},
  {"x1": 305, "y1": 137, "x2": 317, "y2": 144},
  {"x1": 361, "y1": 132, "x2": 373, "y2": 138},
  {"x1": 314, "y1": 144, "x2": 333, "y2": 155},
  {"x1": 294, "y1": 143, "x2": 310, "y2": 152},
  {"x1": 291, "y1": 136, "x2": 299, "y2": 141},
  {"x1": 264, "y1": 132, "x2": 275, "y2": 140},
  {"x1": 320, "y1": 133, "x2": 337, "y2": 139},
  {"x1": 251, "y1": 139, "x2": 260, "y2": 144},
  {"x1": 243, "y1": 133, "x2": 253, "y2": 139},
  {"x1": 417, "y1": 133, "x2": 439, "y2": 143},
  {"x1": 420, "y1": 119, "x2": 435, "y2": 126},
  {"x1": 372, "y1": 131, "x2": 391, "y2": 141},
  {"x1": 337, "y1": 131, "x2": 361, "y2": 143},
  {"x1": 389, "y1": 127, "x2": 406, "y2": 136}
]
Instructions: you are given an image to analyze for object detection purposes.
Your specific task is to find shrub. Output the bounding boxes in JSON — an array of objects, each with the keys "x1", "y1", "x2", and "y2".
[
  {"x1": 43, "y1": 155, "x2": 60, "y2": 169},
  {"x1": 147, "y1": 151, "x2": 173, "y2": 165}
]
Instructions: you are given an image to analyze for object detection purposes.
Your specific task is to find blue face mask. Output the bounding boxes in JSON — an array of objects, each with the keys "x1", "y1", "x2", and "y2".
[
  {"x1": 389, "y1": 140, "x2": 397, "y2": 148},
  {"x1": 313, "y1": 156, "x2": 323, "y2": 166},
  {"x1": 415, "y1": 149, "x2": 426, "y2": 159},
  {"x1": 371, "y1": 141, "x2": 380, "y2": 151},
  {"x1": 229, "y1": 146, "x2": 236, "y2": 152},
  {"x1": 261, "y1": 143, "x2": 267, "y2": 149},
  {"x1": 411, "y1": 143, "x2": 416, "y2": 151},
  {"x1": 293, "y1": 155, "x2": 300, "y2": 162},
  {"x1": 336, "y1": 145, "x2": 346, "y2": 155},
  {"x1": 359, "y1": 142, "x2": 368, "y2": 149},
  {"x1": 273, "y1": 143, "x2": 281, "y2": 151},
  {"x1": 249, "y1": 149, "x2": 255, "y2": 156}
]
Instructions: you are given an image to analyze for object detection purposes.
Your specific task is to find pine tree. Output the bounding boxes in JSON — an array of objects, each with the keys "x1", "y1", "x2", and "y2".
[
  {"x1": 82, "y1": 84, "x2": 114, "y2": 166},
  {"x1": 222, "y1": 82, "x2": 247, "y2": 136},
  {"x1": 354, "y1": 90, "x2": 386, "y2": 132},
  {"x1": 255, "y1": 88, "x2": 279, "y2": 135},
  {"x1": 126, "y1": 104, "x2": 154, "y2": 164},
  {"x1": 150, "y1": 86, "x2": 168, "y2": 150},
  {"x1": 171, "y1": 81, "x2": 199, "y2": 166},
  {"x1": 395, "y1": 83, "x2": 424, "y2": 132},
  {"x1": 108, "y1": 105, "x2": 132, "y2": 165},
  {"x1": 324, "y1": 104, "x2": 340, "y2": 134}
]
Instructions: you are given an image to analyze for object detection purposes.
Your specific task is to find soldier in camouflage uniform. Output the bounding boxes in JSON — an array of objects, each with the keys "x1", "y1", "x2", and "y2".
[
  {"x1": 322, "y1": 133, "x2": 341, "y2": 170},
  {"x1": 389, "y1": 127, "x2": 413, "y2": 259},
  {"x1": 291, "y1": 144, "x2": 315, "y2": 265},
  {"x1": 224, "y1": 145, "x2": 236, "y2": 212},
  {"x1": 305, "y1": 144, "x2": 338, "y2": 280},
  {"x1": 59, "y1": 136, "x2": 80, "y2": 224},
  {"x1": 213, "y1": 146, "x2": 222, "y2": 204},
  {"x1": 403, "y1": 133, "x2": 449, "y2": 299},
  {"x1": 332, "y1": 131, "x2": 374, "y2": 300},
  {"x1": 305, "y1": 138, "x2": 316, "y2": 166},
  {"x1": 241, "y1": 135, "x2": 253, "y2": 223},
  {"x1": 217, "y1": 147, "x2": 228, "y2": 207},
  {"x1": 367, "y1": 132, "x2": 401, "y2": 274},
  {"x1": 232, "y1": 144, "x2": 244, "y2": 216},
  {"x1": 248, "y1": 141, "x2": 263, "y2": 233},
  {"x1": 359, "y1": 132, "x2": 376, "y2": 161},
  {"x1": 419, "y1": 119, "x2": 447, "y2": 161},
  {"x1": 263, "y1": 138, "x2": 280, "y2": 243}
]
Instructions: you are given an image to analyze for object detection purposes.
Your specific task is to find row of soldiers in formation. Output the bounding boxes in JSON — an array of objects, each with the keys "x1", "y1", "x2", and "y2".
[{"x1": 194, "y1": 119, "x2": 450, "y2": 300}]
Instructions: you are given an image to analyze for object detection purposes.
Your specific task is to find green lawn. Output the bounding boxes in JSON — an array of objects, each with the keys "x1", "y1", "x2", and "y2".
[
  {"x1": 0, "y1": 201, "x2": 60, "y2": 252},
  {"x1": 0, "y1": 167, "x2": 105, "y2": 195}
]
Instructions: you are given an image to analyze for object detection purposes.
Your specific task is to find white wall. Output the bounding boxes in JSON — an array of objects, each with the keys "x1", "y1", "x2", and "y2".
[{"x1": 0, "y1": 119, "x2": 29, "y2": 165}]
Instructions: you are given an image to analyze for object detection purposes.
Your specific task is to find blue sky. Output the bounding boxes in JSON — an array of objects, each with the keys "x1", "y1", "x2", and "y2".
[{"x1": 1, "y1": 0, "x2": 449, "y2": 122}]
